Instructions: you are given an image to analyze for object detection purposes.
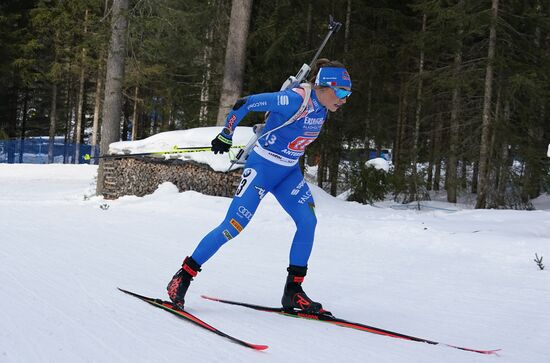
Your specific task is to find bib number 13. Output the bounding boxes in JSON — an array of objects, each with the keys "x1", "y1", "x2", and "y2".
[{"x1": 235, "y1": 168, "x2": 257, "y2": 197}]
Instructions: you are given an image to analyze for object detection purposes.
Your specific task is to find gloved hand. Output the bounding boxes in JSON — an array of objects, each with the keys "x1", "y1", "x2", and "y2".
[{"x1": 211, "y1": 128, "x2": 233, "y2": 154}]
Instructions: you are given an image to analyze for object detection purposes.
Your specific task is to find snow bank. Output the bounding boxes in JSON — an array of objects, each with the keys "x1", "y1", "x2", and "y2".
[
  {"x1": 366, "y1": 157, "x2": 390, "y2": 172},
  {"x1": 108, "y1": 127, "x2": 254, "y2": 171}
]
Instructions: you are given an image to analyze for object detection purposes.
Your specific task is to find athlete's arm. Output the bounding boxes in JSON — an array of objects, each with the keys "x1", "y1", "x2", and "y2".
[{"x1": 222, "y1": 90, "x2": 303, "y2": 134}]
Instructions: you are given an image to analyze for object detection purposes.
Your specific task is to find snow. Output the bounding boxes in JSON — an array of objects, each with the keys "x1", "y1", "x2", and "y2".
[
  {"x1": 1, "y1": 164, "x2": 549, "y2": 363},
  {"x1": 366, "y1": 157, "x2": 390, "y2": 172},
  {"x1": 532, "y1": 193, "x2": 550, "y2": 211},
  {"x1": 108, "y1": 127, "x2": 254, "y2": 172}
]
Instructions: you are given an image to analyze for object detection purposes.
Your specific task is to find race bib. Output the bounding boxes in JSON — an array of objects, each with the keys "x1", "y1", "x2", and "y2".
[{"x1": 235, "y1": 168, "x2": 257, "y2": 197}]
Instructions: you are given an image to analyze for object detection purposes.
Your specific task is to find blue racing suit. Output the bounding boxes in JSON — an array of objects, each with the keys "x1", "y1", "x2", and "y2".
[{"x1": 191, "y1": 87, "x2": 328, "y2": 267}]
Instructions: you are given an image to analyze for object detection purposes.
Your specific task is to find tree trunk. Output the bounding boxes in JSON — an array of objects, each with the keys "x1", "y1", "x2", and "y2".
[
  {"x1": 300, "y1": 0, "x2": 313, "y2": 174},
  {"x1": 306, "y1": 0, "x2": 313, "y2": 49},
  {"x1": 161, "y1": 97, "x2": 170, "y2": 132},
  {"x1": 167, "y1": 102, "x2": 174, "y2": 130},
  {"x1": 74, "y1": 71, "x2": 85, "y2": 163},
  {"x1": 121, "y1": 97, "x2": 130, "y2": 141},
  {"x1": 48, "y1": 83, "x2": 58, "y2": 163},
  {"x1": 521, "y1": 1, "x2": 545, "y2": 202},
  {"x1": 64, "y1": 71, "x2": 73, "y2": 164},
  {"x1": 18, "y1": 91, "x2": 29, "y2": 163},
  {"x1": 412, "y1": 14, "x2": 426, "y2": 166},
  {"x1": 363, "y1": 76, "x2": 373, "y2": 148},
  {"x1": 327, "y1": 0, "x2": 352, "y2": 196},
  {"x1": 97, "y1": 0, "x2": 129, "y2": 195},
  {"x1": 523, "y1": 127, "x2": 544, "y2": 201},
  {"x1": 393, "y1": 81, "x2": 407, "y2": 172},
  {"x1": 410, "y1": 13, "x2": 427, "y2": 202},
  {"x1": 447, "y1": 42, "x2": 462, "y2": 202},
  {"x1": 433, "y1": 118, "x2": 442, "y2": 191},
  {"x1": 131, "y1": 86, "x2": 139, "y2": 140},
  {"x1": 199, "y1": 1, "x2": 215, "y2": 126},
  {"x1": 199, "y1": 33, "x2": 213, "y2": 126},
  {"x1": 486, "y1": 86, "x2": 502, "y2": 207},
  {"x1": 476, "y1": 0, "x2": 499, "y2": 209},
  {"x1": 328, "y1": 120, "x2": 341, "y2": 196},
  {"x1": 363, "y1": 6, "x2": 377, "y2": 150},
  {"x1": 90, "y1": 1, "x2": 109, "y2": 164},
  {"x1": 460, "y1": 156, "x2": 468, "y2": 189},
  {"x1": 496, "y1": 101, "x2": 511, "y2": 206},
  {"x1": 472, "y1": 160, "x2": 479, "y2": 194},
  {"x1": 317, "y1": 148, "x2": 327, "y2": 188},
  {"x1": 91, "y1": 58, "x2": 104, "y2": 164},
  {"x1": 74, "y1": 9, "x2": 89, "y2": 164},
  {"x1": 427, "y1": 126, "x2": 434, "y2": 191},
  {"x1": 216, "y1": 0, "x2": 253, "y2": 125},
  {"x1": 150, "y1": 110, "x2": 157, "y2": 136},
  {"x1": 496, "y1": 142, "x2": 509, "y2": 206}
]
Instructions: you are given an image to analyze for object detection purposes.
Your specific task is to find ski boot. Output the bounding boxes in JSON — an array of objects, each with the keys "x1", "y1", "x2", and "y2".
[
  {"x1": 281, "y1": 265, "x2": 331, "y2": 316},
  {"x1": 166, "y1": 256, "x2": 201, "y2": 310}
]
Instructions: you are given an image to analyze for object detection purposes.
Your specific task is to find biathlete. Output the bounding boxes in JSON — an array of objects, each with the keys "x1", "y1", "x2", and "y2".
[{"x1": 167, "y1": 59, "x2": 352, "y2": 314}]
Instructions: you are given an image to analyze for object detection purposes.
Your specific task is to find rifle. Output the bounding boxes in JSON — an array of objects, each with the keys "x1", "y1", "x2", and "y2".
[{"x1": 228, "y1": 15, "x2": 342, "y2": 171}]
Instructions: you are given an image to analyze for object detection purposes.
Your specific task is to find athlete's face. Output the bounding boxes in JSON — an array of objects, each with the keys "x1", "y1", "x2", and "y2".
[{"x1": 316, "y1": 86, "x2": 350, "y2": 112}]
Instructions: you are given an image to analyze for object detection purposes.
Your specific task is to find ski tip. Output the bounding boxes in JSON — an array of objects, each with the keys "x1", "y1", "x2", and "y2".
[
  {"x1": 482, "y1": 349, "x2": 502, "y2": 356},
  {"x1": 447, "y1": 344, "x2": 502, "y2": 355},
  {"x1": 117, "y1": 287, "x2": 137, "y2": 296},
  {"x1": 201, "y1": 295, "x2": 219, "y2": 302},
  {"x1": 117, "y1": 287, "x2": 149, "y2": 300},
  {"x1": 250, "y1": 344, "x2": 269, "y2": 351},
  {"x1": 469, "y1": 349, "x2": 501, "y2": 356}
]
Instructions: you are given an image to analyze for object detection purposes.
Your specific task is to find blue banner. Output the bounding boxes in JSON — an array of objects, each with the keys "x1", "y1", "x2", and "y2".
[{"x1": 0, "y1": 138, "x2": 97, "y2": 164}]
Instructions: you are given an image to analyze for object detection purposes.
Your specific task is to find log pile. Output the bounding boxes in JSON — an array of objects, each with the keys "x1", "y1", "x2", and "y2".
[{"x1": 101, "y1": 157, "x2": 242, "y2": 200}]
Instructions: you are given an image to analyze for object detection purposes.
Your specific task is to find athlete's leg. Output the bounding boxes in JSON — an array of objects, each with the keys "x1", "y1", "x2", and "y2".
[
  {"x1": 272, "y1": 166, "x2": 327, "y2": 313},
  {"x1": 191, "y1": 153, "x2": 286, "y2": 265},
  {"x1": 271, "y1": 166, "x2": 317, "y2": 267}
]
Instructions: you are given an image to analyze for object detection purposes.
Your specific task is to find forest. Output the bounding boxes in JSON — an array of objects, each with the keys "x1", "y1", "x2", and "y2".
[{"x1": 1, "y1": 0, "x2": 549, "y2": 209}]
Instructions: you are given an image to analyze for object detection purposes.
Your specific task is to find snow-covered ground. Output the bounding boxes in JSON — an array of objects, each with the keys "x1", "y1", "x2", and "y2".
[{"x1": 1, "y1": 163, "x2": 549, "y2": 363}]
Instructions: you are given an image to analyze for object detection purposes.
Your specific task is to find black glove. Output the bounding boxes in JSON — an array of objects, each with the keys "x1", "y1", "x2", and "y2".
[{"x1": 211, "y1": 128, "x2": 233, "y2": 154}]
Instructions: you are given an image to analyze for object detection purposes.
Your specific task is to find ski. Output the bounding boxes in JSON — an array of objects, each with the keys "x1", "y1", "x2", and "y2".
[
  {"x1": 201, "y1": 295, "x2": 500, "y2": 355},
  {"x1": 118, "y1": 288, "x2": 268, "y2": 351},
  {"x1": 84, "y1": 145, "x2": 245, "y2": 161}
]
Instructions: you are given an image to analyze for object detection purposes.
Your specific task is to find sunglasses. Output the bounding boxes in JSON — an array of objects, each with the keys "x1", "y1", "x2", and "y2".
[{"x1": 326, "y1": 85, "x2": 352, "y2": 99}]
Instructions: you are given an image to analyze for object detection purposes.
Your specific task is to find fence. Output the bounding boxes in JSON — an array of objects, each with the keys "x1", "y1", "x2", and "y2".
[{"x1": 0, "y1": 138, "x2": 97, "y2": 164}]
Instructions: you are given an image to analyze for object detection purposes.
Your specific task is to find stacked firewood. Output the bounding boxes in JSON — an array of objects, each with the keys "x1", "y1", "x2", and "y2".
[{"x1": 102, "y1": 157, "x2": 241, "y2": 200}]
